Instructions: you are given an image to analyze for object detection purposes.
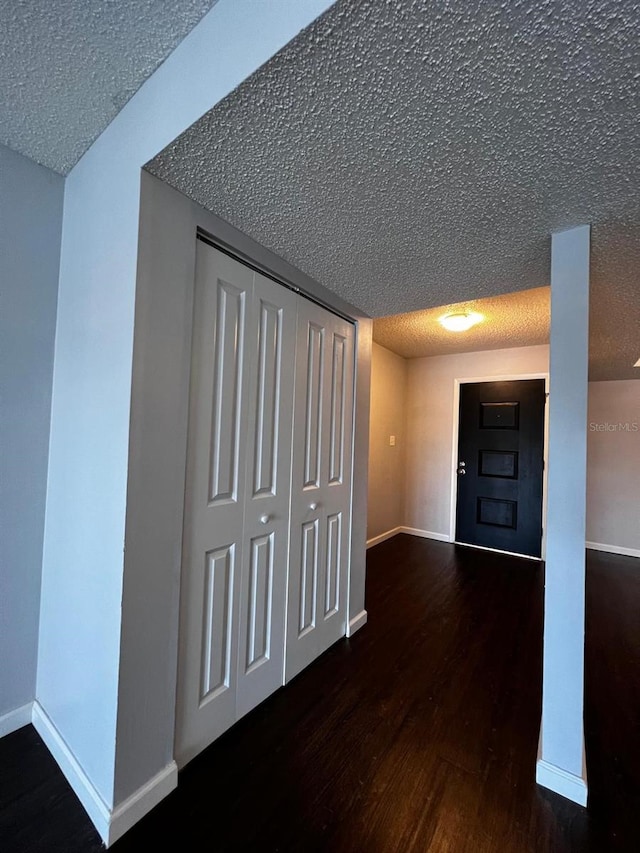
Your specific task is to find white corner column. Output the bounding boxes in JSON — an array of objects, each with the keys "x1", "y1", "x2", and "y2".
[{"x1": 536, "y1": 225, "x2": 590, "y2": 806}]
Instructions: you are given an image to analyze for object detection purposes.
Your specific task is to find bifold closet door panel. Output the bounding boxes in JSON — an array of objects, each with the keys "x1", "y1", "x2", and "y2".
[
  {"x1": 320, "y1": 312, "x2": 355, "y2": 649},
  {"x1": 285, "y1": 298, "x2": 355, "y2": 683},
  {"x1": 235, "y1": 271, "x2": 297, "y2": 719},
  {"x1": 176, "y1": 243, "x2": 253, "y2": 767}
]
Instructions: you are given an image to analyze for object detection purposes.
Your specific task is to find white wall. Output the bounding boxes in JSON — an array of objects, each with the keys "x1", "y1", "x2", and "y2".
[
  {"x1": 0, "y1": 145, "x2": 63, "y2": 729},
  {"x1": 587, "y1": 379, "x2": 640, "y2": 556},
  {"x1": 404, "y1": 345, "x2": 549, "y2": 539},
  {"x1": 36, "y1": 0, "x2": 337, "y2": 839},
  {"x1": 367, "y1": 343, "x2": 407, "y2": 542}
]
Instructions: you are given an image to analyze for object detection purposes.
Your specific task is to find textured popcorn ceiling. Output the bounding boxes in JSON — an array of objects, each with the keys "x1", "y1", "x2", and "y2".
[
  {"x1": 0, "y1": 0, "x2": 218, "y2": 174},
  {"x1": 147, "y1": 0, "x2": 640, "y2": 381},
  {"x1": 373, "y1": 287, "x2": 550, "y2": 360}
]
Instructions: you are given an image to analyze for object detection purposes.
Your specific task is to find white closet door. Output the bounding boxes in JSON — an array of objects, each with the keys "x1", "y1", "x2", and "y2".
[
  {"x1": 176, "y1": 242, "x2": 253, "y2": 767},
  {"x1": 176, "y1": 244, "x2": 296, "y2": 767},
  {"x1": 235, "y1": 271, "x2": 296, "y2": 718},
  {"x1": 285, "y1": 297, "x2": 355, "y2": 682}
]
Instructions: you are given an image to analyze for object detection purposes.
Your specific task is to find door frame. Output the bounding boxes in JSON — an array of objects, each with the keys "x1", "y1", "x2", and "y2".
[{"x1": 448, "y1": 373, "x2": 550, "y2": 560}]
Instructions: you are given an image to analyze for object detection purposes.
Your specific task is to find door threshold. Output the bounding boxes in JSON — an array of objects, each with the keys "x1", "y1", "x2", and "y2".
[{"x1": 454, "y1": 541, "x2": 541, "y2": 561}]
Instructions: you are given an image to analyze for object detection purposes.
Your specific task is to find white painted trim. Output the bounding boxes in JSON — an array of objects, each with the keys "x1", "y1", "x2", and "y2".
[
  {"x1": 31, "y1": 702, "x2": 178, "y2": 847},
  {"x1": 536, "y1": 758, "x2": 588, "y2": 807},
  {"x1": 366, "y1": 527, "x2": 403, "y2": 548},
  {"x1": 0, "y1": 702, "x2": 33, "y2": 737},
  {"x1": 586, "y1": 541, "x2": 640, "y2": 559},
  {"x1": 346, "y1": 610, "x2": 368, "y2": 637},
  {"x1": 401, "y1": 527, "x2": 451, "y2": 543},
  {"x1": 454, "y1": 541, "x2": 541, "y2": 561},
  {"x1": 108, "y1": 762, "x2": 178, "y2": 847},
  {"x1": 368, "y1": 527, "x2": 548, "y2": 559},
  {"x1": 449, "y1": 373, "x2": 550, "y2": 558},
  {"x1": 32, "y1": 702, "x2": 111, "y2": 842}
]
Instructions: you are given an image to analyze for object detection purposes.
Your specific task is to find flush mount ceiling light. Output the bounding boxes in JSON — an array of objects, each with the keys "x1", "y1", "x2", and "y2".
[
  {"x1": 438, "y1": 311, "x2": 483, "y2": 332},
  {"x1": 634, "y1": 358, "x2": 640, "y2": 367}
]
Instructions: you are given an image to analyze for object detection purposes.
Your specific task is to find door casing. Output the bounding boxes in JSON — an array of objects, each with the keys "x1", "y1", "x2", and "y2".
[{"x1": 449, "y1": 373, "x2": 549, "y2": 560}]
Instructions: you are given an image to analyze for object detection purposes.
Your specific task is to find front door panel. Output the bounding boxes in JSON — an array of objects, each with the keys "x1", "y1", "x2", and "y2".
[{"x1": 455, "y1": 379, "x2": 545, "y2": 558}]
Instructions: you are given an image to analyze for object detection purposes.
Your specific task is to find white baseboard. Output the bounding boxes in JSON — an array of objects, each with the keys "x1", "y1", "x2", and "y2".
[
  {"x1": 366, "y1": 527, "x2": 452, "y2": 549},
  {"x1": 0, "y1": 702, "x2": 33, "y2": 738},
  {"x1": 108, "y1": 762, "x2": 177, "y2": 846},
  {"x1": 586, "y1": 541, "x2": 640, "y2": 559},
  {"x1": 401, "y1": 527, "x2": 451, "y2": 543},
  {"x1": 346, "y1": 609, "x2": 367, "y2": 637},
  {"x1": 454, "y1": 541, "x2": 541, "y2": 561},
  {"x1": 366, "y1": 527, "x2": 403, "y2": 548},
  {"x1": 536, "y1": 758, "x2": 588, "y2": 807},
  {"x1": 32, "y1": 702, "x2": 112, "y2": 842},
  {"x1": 32, "y1": 702, "x2": 177, "y2": 847}
]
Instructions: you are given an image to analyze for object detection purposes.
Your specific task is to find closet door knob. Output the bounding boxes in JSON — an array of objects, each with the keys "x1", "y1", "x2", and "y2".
[
  {"x1": 309, "y1": 502, "x2": 318, "y2": 511},
  {"x1": 260, "y1": 514, "x2": 270, "y2": 525}
]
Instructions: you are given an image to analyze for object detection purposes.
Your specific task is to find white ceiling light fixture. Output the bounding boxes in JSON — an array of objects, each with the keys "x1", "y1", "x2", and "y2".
[
  {"x1": 634, "y1": 357, "x2": 640, "y2": 367},
  {"x1": 438, "y1": 311, "x2": 483, "y2": 332}
]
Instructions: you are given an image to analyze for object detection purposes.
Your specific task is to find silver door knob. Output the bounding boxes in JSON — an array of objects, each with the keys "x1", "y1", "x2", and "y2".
[
  {"x1": 309, "y1": 502, "x2": 318, "y2": 511},
  {"x1": 260, "y1": 514, "x2": 270, "y2": 524},
  {"x1": 457, "y1": 468, "x2": 466, "y2": 475}
]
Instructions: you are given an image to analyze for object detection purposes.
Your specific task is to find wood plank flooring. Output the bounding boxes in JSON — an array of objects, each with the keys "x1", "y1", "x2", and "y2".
[{"x1": 1, "y1": 536, "x2": 638, "y2": 851}]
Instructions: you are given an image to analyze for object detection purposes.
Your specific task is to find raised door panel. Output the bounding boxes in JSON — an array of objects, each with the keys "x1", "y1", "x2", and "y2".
[
  {"x1": 244, "y1": 533, "x2": 273, "y2": 670},
  {"x1": 324, "y1": 512, "x2": 341, "y2": 618},
  {"x1": 303, "y1": 322, "x2": 324, "y2": 489},
  {"x1": 299, "y1": 519, "x2": 319, "y2": 635},
  {"x1": 208, "y1": 281, "x2": 246, "y2": 504},
  {"x1": 236, "y1": 272, "x2": 296, "y2": 718},
  {"x1": 175, "y1": 243, "x2": 253, "y2": 768},
  {"x1": 328, "y1": 331, "x2": 347, "y2": 485},
  {"x1": 201, "y1": 545, "x2": 236, "y2": 700}
]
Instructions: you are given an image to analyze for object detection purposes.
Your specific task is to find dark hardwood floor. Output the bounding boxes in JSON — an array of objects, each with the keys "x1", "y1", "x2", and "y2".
[{"x1": 1, "y1": 537, "x2": 639, "y2": 851}]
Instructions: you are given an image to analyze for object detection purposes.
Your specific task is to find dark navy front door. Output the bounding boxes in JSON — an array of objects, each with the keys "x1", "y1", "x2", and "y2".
[{"x1": 455, "y1": 379, "x2": 545, "y2": 558}]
